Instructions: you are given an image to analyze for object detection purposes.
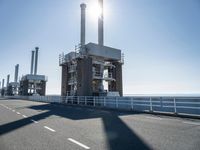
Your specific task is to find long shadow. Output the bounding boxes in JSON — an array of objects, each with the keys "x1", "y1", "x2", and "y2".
[
  {"x1": 0, "y1": 111, "x2": 52, "y2": 135},
  {"x1": 0, "y1": 103, "x2": 152, "y2": 150}
]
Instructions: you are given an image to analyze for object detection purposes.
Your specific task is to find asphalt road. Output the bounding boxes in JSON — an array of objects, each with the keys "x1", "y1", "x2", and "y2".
[{"x1": 0, "y1": 98, "x2": 200, "y2": 150}]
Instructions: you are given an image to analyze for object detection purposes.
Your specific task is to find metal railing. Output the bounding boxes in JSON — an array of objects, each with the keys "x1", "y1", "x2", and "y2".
[{"x1": 8, "y1": 95, "x2": 200, "y2": 117}]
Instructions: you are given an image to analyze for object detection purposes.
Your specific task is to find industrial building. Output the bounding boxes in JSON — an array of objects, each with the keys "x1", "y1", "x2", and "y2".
[
  {"x1": 19, "y1": 47, "x2": 47, "y2": 96},
  {"x1": 0, "y1": 79, "x2": 5, "y2": 96},
  {"x1": 7, "y1": 64, "x2": 20, "y2": 96},
  {"x1": 60, "y1": 0, "x2": 123, "y2": 97}
]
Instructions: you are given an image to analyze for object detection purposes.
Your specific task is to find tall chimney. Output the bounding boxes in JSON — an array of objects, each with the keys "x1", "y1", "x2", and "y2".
[
  {"x1": 98, "y1": 0, "x2": 104, "y2": 46},
  {"x1": 30, "y1": 50, "x2": 35, "y2": 74},
  {"x1": 2, "y1": 79, "x2": 4, "y2": 88},
  {"x1": 7, "y1": 75, "x2": 10, "y2": 87},
  {"x1": 15, "y1": 64, "x2": 19, "y2": 82},
  {"x1": 34, "y1": 47, "x2": 39, "y2": 75},
  {"x1": 80, "y1": 3, "x2": 86, "y2": 47}
]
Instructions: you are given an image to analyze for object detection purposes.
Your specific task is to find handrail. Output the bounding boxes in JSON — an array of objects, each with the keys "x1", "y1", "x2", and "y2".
[{"x1": 6, "y1": 95, "x2": 200, "y2": 117}]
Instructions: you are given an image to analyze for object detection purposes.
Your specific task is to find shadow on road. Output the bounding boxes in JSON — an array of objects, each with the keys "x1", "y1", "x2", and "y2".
[{"x1": 0, "y1": 103, "x2": 152, "y2": 150}]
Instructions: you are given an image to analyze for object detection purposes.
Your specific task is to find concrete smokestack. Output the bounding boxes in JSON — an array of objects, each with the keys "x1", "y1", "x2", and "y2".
[
  {"x1": 34, "y1": 47, "x2": 39, "y2": 75},
  {"x1": 7, "y1": 75, "x2": 10, "y2": 87},
  {"x1": 2, "y1": 79, "x2": 4, "y2": 88},
  {"x1": 80, "y1": 3, "x2": 86, "y2": 47},
  {"x1": 30, "y1": 50, "x2": 35, "y2": 74},
  {"x1": 15, "y1": 64, "x2": 19, "y2": 82},
  {"x1": 98, "y1": 0, "x2": 104, "y2": 46}
]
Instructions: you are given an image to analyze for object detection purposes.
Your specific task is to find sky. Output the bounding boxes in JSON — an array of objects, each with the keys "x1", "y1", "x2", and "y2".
[{"x1": 0, "y1": 0, "x2": 200, "y2": 95}]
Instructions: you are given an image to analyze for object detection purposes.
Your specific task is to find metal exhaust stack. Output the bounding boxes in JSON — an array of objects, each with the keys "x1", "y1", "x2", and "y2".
[
  {"x1": 98, "y1": 0, "x2": 104, "y2": 46},
  {"x1": 80, "y1": 3, "x2": 86, "y2": 47},
  {"x1": 30, "y1": 50, "x2": 35, "y2": 74},
  {"x1": 34, "y1": 47, "x2": 39, "y2": 75},
  {"x1": 2, "y1": 79, "x2": 4, "y2": 88},
  {"x1": 7, "y1": 75, "x2": 10, "y2": 87},
  {"x1": 15, "y1": 64, "x2": 19, "y2": 82}
]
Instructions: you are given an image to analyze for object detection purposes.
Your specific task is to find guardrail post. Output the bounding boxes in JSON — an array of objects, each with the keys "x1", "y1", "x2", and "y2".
[
  {"x1": 150, "y1": 97, "x2": 153, "y2": 112},
  {"x1": 72, "y1": 97, "x2": 74, "y2": 104},
  {"x1": 116, "y1": 97, "x2": 118, "y2": 108},
  {"x1": 131, "y1": 97, "x2": 134, "y2": 110},
  {"x1": 77, "y1": 96, "x2": 79, "y2": 105},
  {"x1": 104, "y1": 97, "x2": 106, "y2": 107},
  {"x1": 85, "y1": 96, "x2": 87, "y2": 105},
  {"x1": 174, "y1": 98, "x2": 177, "y2": 114},
  {"x1": 94, "y1": 97, "x2": 96, "y2": 107}
]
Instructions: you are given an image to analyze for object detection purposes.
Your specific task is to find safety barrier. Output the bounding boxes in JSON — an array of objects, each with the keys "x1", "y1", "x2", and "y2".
[{"x1": 7, "y1": 95, "x2": 200, "y2": 117}]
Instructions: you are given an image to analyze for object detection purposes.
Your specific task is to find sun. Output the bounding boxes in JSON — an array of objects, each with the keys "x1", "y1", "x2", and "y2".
[{"x1": 88, "y1": 0, "x2": 103, "y2": 20}]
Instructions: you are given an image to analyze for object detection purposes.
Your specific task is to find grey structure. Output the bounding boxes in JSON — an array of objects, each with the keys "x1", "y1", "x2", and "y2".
[
  {"x1": 7, "y1": 64, "x2": 20, "y2": 96},
  {"x1": 60, "y1": 1, "x2": 123, "y2": 96},
  {"x1": 1, "y1": 79, "x2": 5, "y2": 96},
  {"x1": 19, "y1": 47, "x2": 47, "y2": 96}
]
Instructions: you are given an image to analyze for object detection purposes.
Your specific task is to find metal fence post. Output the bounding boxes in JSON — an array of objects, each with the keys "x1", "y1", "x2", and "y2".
[
  {"x1": 116, "y1": 97, "x2": 118, "y2": 108},
  {"x1": 77, "y1": 96, "x2": 79, "y2": 105},
  {"x1": 174, "y1": 98, "x2": 177, "y2": 114},
  {"x1": 150, "y1": 97, "x2": 153, "y2": 112},
  {"x1": 94, "y1": 97, "x2": 96, "y2": 107},
  {"x1": 104, "y1": 97, "x2": 106, "y2": 107},
  {"x1": 85, "y1": 96, "x2": 87, "y2": 105},
  {"x1": 131, "y1": 97, "x2": 134, "y2": 110}
]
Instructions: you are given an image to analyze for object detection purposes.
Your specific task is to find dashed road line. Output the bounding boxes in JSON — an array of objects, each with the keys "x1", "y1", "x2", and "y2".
[
  {"x1": 12, "y1": 110, "x2": 15, "y2": 112},
  {"x1": 44, "y1": 126, "x2": 56, "y2": 132},
  {"x1": 183, "y1": 121, "x2": 200, "y2": 126},
  {"x1": 22, "y1": 115, "x2": 27, "y2": 118},
  {"x1": 16, "y1": 112, "x2": 21, "y2": 115},
  {"x1": 68, "y1": 138, "x2": 90, "y2": 149},
  {"x1": 31, "y1": 119, "x2": 38, "y2": 124}
]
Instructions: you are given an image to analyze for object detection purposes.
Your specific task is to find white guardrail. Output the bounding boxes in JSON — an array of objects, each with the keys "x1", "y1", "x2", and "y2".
[{"x1": 7, "y1": 96, "x2": 200, "y2": 117}]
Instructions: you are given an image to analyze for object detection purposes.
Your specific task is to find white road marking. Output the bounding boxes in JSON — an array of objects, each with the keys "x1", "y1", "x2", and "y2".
[
  {"x1": 44, "y1": 126, "x2": 56, "y2": 132},
  {"x1": 68, "y1": 138, "x2": 90, "y2": 149},
  {"x1": 12, "y1": 110, "x2": 15, "y2": 112},
  {"x1": 31, "y1": 119, "x2": 38, "y2": 123},
  {"x1": 146, "y1": 116, "x2": 162, "y2": 120},
  {"x1": 183, "y1": 121, "x2": 200, "y2": 126},
  {"x1": 22, "y1": 115, "x2": 27, "y2": 118},
  {"x1": 16, "y1": 112, "x2": 21, "y2": 115}
]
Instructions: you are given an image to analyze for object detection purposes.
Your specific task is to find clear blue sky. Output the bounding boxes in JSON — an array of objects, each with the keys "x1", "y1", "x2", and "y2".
[{"x1": 0, "y1": 0, "x2": 200, "y2": 95}]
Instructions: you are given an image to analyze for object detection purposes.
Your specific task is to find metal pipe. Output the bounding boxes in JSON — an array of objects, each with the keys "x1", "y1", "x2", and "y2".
[
  {"x1": 80, "y1": 3, "x2": 86, "y2": 47},
  {"x1": 98, "y1": 0, "x2": 104, "y2": 46},
  {"x1": 7, "y1": 75, "x2": 10, "y2": 87},
  {"x1": 31, "y1": 50, "x2": 35, "y2": 74},
  {"x1": 34, "y1": 47, "x2": 39, "y2": 75},
  {"x1": 15, "y1": 64, "x2": 19, "y2": 82}
]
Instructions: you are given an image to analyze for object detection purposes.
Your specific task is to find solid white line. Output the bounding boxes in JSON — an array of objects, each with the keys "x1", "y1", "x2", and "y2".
[
  {"x1": 146, "y1": 116, "x2": 162, "y2": 120},
  {"x1": 183, "y1": 121, "x2": 200, "y2": 126},
  {"x1": 22, "y1": 115, "x2": 27, "y2": 118},
  {"x1": 16, "y1": 112, "x2": 21, "y2": 115},
  {"x1": 44, "y1": 126, "x2": 56, "y2": 132},
  {"x1": 31, "y1": 119, "x2": 38, "y2": 123},
  {"x1": 68, "y1": 138, "x2": 90, "y2": 149}
]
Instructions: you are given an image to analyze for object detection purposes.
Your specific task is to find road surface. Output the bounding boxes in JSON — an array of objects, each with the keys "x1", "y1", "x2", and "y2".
[{"x1": 0, "y1": 98, "x2": 200, "y2": 150}]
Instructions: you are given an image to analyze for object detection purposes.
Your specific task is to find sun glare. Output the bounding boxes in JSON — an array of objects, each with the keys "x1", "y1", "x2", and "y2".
[{"x1": 88, "y1": 1, "x2": 103, "y2": 20}]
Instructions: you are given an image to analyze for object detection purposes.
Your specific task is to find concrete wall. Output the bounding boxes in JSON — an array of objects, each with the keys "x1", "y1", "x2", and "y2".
[
  {"x1": 109, "y1": 62, "x2": 123, "y2": 96},
  {"x1": 77, "y1": 57, "x2": 93, "y2": 96},
  {"x1": 61, "y1": 65, "x2": 68, "y2": 96}
]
